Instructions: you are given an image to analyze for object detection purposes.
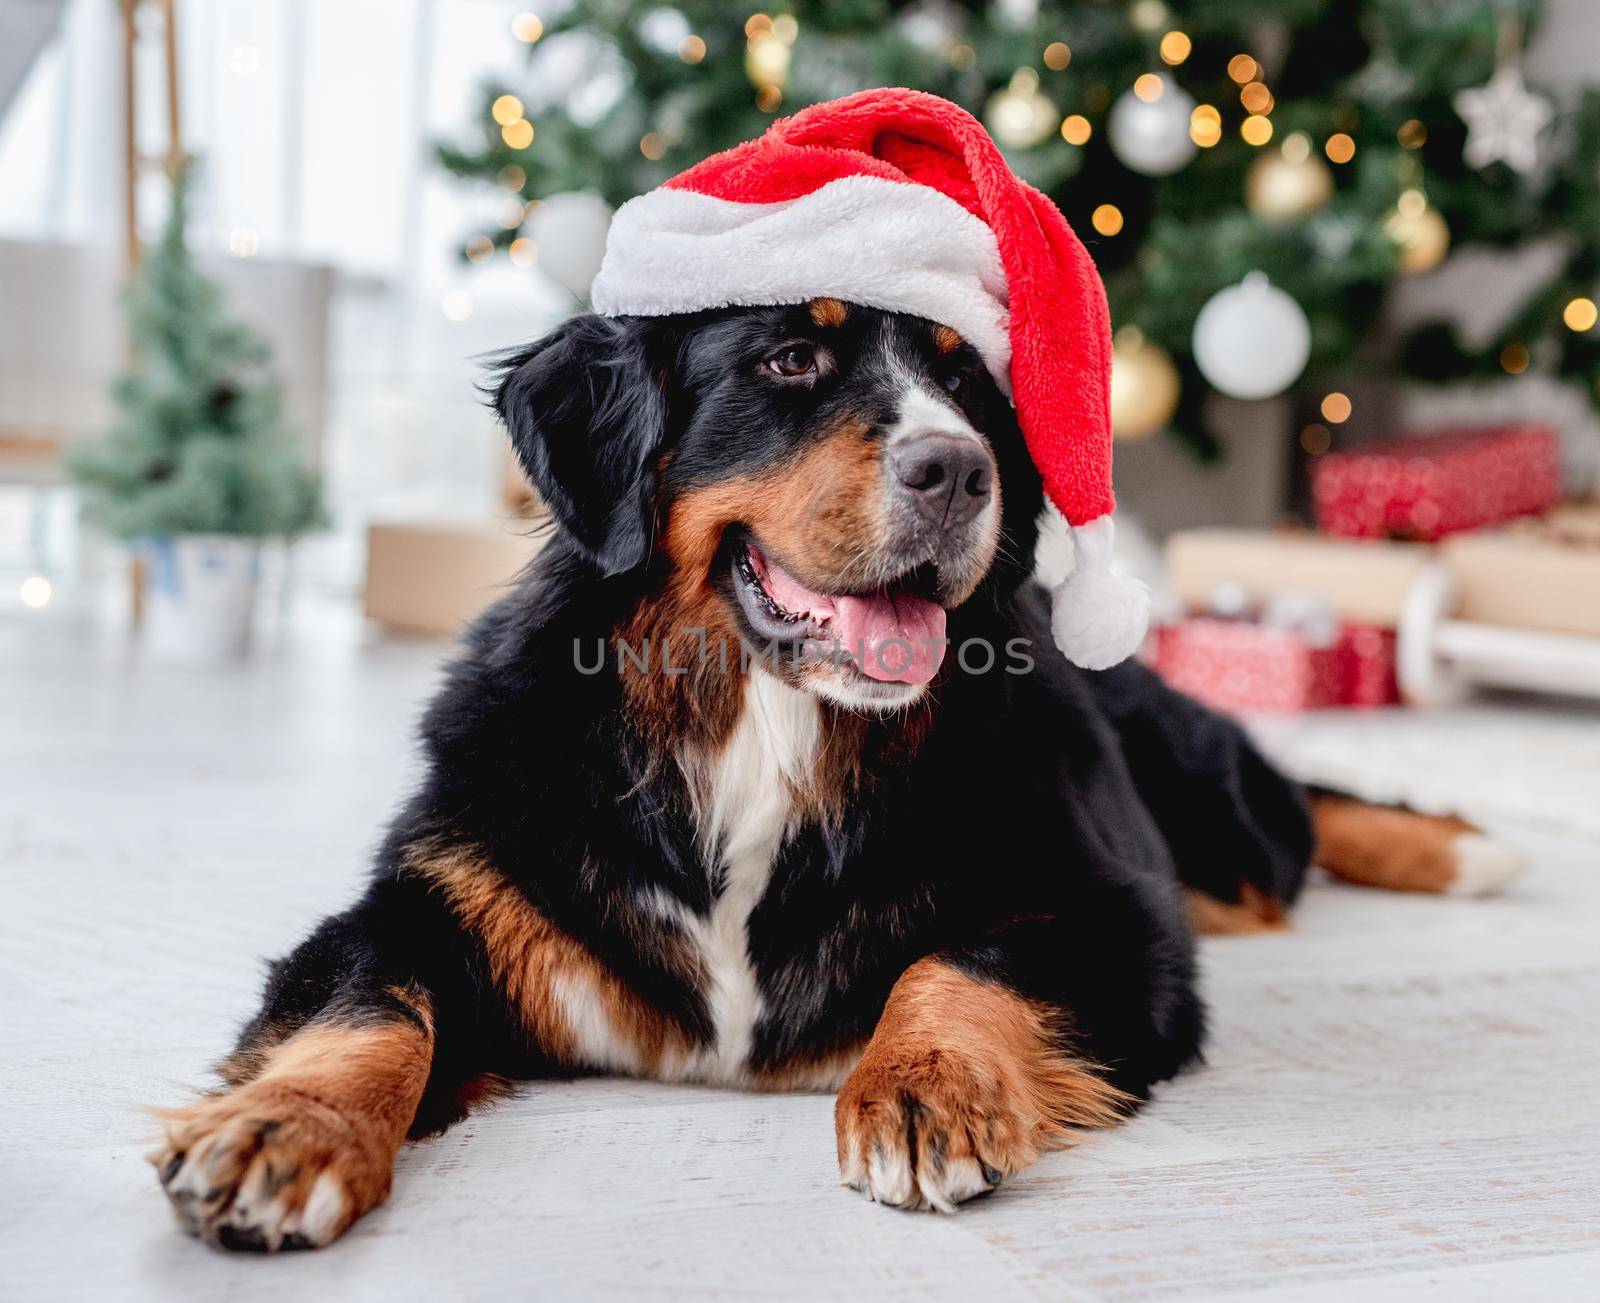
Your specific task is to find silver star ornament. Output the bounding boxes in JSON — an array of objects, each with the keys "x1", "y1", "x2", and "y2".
[{"x1": 1454, "y1": 66, "x2": 1553, "y2": 175}]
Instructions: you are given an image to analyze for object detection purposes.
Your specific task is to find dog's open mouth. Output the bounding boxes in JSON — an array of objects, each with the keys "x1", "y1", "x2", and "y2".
[{"x1": 731, "y1": 538, "x2": 947, "y2": 685}]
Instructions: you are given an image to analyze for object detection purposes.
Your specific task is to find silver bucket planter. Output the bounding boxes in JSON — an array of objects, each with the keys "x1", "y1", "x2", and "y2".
[{"x1": 142, "y1": 535, "x2": 262, "y2": 661}]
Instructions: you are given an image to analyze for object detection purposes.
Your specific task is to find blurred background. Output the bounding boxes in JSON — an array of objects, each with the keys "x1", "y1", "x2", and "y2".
[{"x1": 2, "y1": 0, "x2": 1599, "y2": 821}]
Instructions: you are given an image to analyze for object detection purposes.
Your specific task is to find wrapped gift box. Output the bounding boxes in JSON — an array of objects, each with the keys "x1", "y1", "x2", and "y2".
[
  {"x1": 364, "y1": 516, "x2": 547, "y2": 636},
  {"x1": 1312, "y1": 424, "x2": 1561, "y2": 541},
  {"x1": 1153, "y1": 618, "x2": 1340, "y2": 712},
  {"x1": 1334, "y1": 624, "x2": 1400, "y2": 706},
  {"x1": 1441, "y1": 501, "x2": 1600, "y2": 638},
  {"x1": 1166, "y1": 528, "x2": 1427, "y2": 627},
  {"x1": 1152, "y1": 618, "x2": 1397, "y2": 713}
]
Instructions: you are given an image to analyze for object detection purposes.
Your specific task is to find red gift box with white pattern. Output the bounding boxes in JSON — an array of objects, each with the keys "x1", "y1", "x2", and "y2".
[
  {"x1": 1311, "y1": 424, "x2": 1562, "y2": 541},
  {"x1": 1333, "y1": 624, "x2": 1399, "y2": 706},
  {"x1": 1152, "y1": 619, "x2": 1340, "y2": 712},
  {"x1": 1152, "y1": 619, "x2": 1398, "y2": 713}
]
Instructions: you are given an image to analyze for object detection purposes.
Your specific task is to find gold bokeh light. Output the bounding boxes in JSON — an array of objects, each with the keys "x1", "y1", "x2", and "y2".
[
  {"x1": 1091, "y1": 204, "x2": 1124, "y2": 236},
  {"x1": 1320, "y1": 392, "x2": 1352, "y2": 423},
  {"x1": 1325, "y1": 132, "x2": 1356, "y2": 164},
  {"x1": 1241, "y1": 115, "x2": 1273, "y2": 146},
  {"x1": 1239, "y1": 81, "x2": 1273, "y2": 114},
  {"x1": 1564, "y1": 297, "x2": 1598, "y2": 332},
  {"x1": 1133, "y1": 73, "x2": 1165, "y2": 103},
  {"x1": 1190, "y1": 105, "x2": 1221, "y2": 147}
]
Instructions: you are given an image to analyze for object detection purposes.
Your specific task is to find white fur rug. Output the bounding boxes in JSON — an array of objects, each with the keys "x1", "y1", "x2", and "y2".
[{"x1": 1251, "y1": 696, "x2": 1600, "y2": 843}]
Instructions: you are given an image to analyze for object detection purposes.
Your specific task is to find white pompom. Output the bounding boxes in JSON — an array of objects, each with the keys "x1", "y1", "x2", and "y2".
[{"x1": 1049, "y1": 516, "x2": 1150, "y2": 671}]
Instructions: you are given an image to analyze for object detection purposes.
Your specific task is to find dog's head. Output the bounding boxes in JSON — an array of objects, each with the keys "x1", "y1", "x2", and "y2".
[{"x1": 495, "y1": 299, "x2": 1043, "y2": 712}]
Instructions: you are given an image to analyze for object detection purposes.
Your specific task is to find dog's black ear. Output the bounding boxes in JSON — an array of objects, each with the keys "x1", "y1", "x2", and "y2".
[{"x1": 493, "y1": 314, "x2": 667, "y2": 575}]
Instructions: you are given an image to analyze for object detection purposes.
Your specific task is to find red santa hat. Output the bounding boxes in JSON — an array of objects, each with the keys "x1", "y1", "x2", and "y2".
[{"x1": 590, "y1": 87, "x2": 1147, "y2": 670}]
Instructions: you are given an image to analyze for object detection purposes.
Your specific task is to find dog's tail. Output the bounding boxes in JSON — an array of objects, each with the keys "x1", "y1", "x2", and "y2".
[
  {"x1": 1187, "y1": 795, "x2": 1531, "y2": 935},
  {"x1": 1306, "y1": 794, "x2": 1530, "y2": 898},
  {"x1": 1186, "y1": 794, "x2": 1530, "y2": 937}
]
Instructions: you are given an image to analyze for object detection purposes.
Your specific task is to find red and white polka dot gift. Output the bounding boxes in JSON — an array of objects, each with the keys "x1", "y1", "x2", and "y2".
[{"x1": 1311, "y1": 424, "x2": 1561, "y2": 542}]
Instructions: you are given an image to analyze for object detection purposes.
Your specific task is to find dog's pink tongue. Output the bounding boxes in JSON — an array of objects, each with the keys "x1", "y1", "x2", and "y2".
[
  {"x1": 832, "y1": 592, "x2": 947, "y2": 684},
  {"x1": 753, "y1": 546, "x2": 947, "y2": 685}
]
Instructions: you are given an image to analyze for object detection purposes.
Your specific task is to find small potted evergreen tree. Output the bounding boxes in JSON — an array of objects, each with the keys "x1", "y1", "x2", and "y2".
[{"x1": 68, "y1": 164, "x2": 323, "y2": 660}]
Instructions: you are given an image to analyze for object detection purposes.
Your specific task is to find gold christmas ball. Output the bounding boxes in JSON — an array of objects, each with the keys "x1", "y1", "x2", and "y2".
[
  {"x1": 1110, "y1": 327, "x2": 1181, "y2": 440},
  {"x1": 985, "y1": 69, "x2": 1060, "y2": 150},
  {"x1": 1384, "y1": 190, "x2": 1450, "y2": 274},
  {"x1": 1244, "y1": 134, "x2": 1333, "y2": 219},
  {"x1": 745, "y1": 33, "x2": 790, "y2": 91}
]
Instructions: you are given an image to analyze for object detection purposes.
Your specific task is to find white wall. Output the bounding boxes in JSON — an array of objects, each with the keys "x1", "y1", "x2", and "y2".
[{"x1": 0, "y1": 0, "x2": 578, "y2": 589}]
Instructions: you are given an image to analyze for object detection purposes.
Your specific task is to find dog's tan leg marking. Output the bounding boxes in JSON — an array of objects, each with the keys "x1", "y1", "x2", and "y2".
[
  {"x1": 835, "y1": 958, "x2": 1128, "y2": 1213},
  {"x1": 151, "y1": 992, "x2": 433, "y2": 1250},
  {"x1": 407, "y1": 842, "x2": 695, "y2": 1074},
  {"x1": 1185, "y1": 881, "x2": 1289, "y2": 936},
  {"x1": 1311, "y1": 795, "x2": 1529, "y2": 896}
]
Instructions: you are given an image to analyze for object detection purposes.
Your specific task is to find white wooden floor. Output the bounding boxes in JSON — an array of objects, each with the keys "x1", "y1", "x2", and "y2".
[{"x1": 5, "y1": 601, "x2": 1600, "y2": 1302}]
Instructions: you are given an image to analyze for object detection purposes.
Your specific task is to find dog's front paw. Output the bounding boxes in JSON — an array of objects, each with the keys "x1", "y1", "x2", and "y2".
[
  {"x1": 835, "y1": 1046, "x2": 1041, "y2": 1213},
  {"x1": 150, "y1": 1081, "x2": 393, "y2": 1251},
  {"x1": 835, "y1": 960, "x2": 1131, "y2": 1213}
]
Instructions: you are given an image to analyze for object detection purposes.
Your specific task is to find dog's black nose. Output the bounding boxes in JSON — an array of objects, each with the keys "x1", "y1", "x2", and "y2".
[{"x1": 890, "y1": 433, "x2": 994, "y2": 529}]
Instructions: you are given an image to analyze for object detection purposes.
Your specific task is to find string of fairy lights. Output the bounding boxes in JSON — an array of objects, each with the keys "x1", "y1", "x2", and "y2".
[
  {"x1": 972, "y1": 11, "x2": 1591, "y2": 440},
  {"x1": 977, "y1": 22, "x2": 1457, "y2": 440},
  {"x1": 455, "y1": 6, "x2": 1598, "y2": 448}
]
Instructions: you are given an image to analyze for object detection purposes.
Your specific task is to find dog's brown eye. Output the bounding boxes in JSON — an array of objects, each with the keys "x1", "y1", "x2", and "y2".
[{"x1": 767, "y1": 345, "x2": 818, "y2": 378}]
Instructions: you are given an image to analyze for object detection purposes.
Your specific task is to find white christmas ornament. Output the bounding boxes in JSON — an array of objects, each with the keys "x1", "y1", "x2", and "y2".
[
  {"x1": 1455, "y1": 65, "x2": 1552, "y2": 175},
  {"x1": 1108, "y1": 73, "x2": 1196, "y2": 176},
  {"x1": 1192, "y1": 272, "x2": 1311, "y2": 400},
  {"x1": 1455, "y1": 13, "x2": 1552, "y2": 177},
  {"x1": 528, "y1": 192, "x2": 614, "y2": 300}
]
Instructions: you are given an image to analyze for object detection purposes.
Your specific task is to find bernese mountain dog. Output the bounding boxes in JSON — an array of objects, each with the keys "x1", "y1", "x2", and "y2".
[{"x1": 150, "y1": 298, "x2": 1522, "y2": 1250}]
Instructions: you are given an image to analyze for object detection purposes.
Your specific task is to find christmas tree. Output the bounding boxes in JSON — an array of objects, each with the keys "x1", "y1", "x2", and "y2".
[
  {"x1": 437, "y1": 0, "x2": 1600, "y2": 459},
  {"x1": 68, "y1": 164, "x2": 323, "y2": 538}
]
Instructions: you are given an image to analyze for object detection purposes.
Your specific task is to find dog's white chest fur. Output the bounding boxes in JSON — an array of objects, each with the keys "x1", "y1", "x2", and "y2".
[
  {"x1": 672, "y1": 670, "x2": 819, "y2": 1082},
  {"x1": 552, "y1": 672, "x2": 821, "y2": 1086}
]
